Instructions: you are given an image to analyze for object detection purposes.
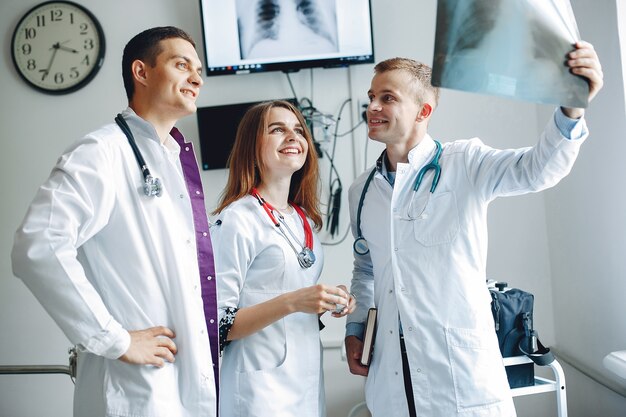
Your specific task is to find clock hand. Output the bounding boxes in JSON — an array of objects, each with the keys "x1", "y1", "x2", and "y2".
[
  {"x1": 40, "y1": 43, "x2": 60, "y2": 81},
  {"x1": 58, "y1": 40, "x2": 78, "y2": 54},
  {"x1": 57, "y1": 45, "x2": 79, "y2": 53}
]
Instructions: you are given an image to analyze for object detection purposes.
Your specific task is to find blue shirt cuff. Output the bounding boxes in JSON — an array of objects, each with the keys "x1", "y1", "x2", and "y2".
[
  {"x1": 555, "y1": 108, "x2": 586, "y2": 140},
  {"x1": 346, "y1": 322, "x2": 365, "y2": 340}
]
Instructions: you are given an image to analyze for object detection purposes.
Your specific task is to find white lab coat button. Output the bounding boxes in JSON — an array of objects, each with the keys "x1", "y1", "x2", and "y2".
[
  {"x1": 408, "y1": 327, "x2": 413, "y2": 331},
  {"x1": 401, "y1": 287, "x2": 406, "y2": 292},
  {"x1": 201, "y1": 329, "x2": 205, "y2": 334},
  {"x1": 393, "y1": 207, "x2": 397, "y2": 212},
  {"x1": 395, "y1": 371, "x2": 399, "y2": 375},
  {"x1": 416, "y1": 368, "x2": 421, "y2": 373},
  {"x1": 389, "y1": 330, "x2": 393, "y2": 334},
  {"x1": 186, "y1": 239, "x2": 191, "y2": 244},
  {"x1": 389, "y1": 289, "x2": 393, "y2": 294},
  {"x1": 179, "y1": 194, "x2": 184, "y2": 199},
  {"x1": 394, "y1": 247, "x2": 398, "y2": 251},
  {"x1": 194, "y1": 285, "x2": 198, "y2": 290}
]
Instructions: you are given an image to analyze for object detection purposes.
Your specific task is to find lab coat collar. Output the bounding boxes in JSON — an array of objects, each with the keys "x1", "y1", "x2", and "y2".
[
  {"x1": 375, "y1": 134, "x2": 437, "y2": 174},
  {"x1": 407, "y1": 134, "x2": 437, "y2": 168},
  {"x1": 120, "y1": 107, "x2": 180, "y2": 155}
]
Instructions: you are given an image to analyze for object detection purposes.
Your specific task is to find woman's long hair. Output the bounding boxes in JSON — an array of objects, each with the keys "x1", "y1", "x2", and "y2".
[{"x1": 213, "y1": 100, "x2": 322, "y2": 230}]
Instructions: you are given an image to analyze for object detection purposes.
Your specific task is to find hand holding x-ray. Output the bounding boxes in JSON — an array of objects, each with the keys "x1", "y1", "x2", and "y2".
[{"x1": 432, "y1": 0, "x2": 601, "y2": 108}]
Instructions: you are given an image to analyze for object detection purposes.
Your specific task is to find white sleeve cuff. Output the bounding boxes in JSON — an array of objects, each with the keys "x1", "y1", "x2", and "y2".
[{"x1": 79, "y1": 318, "x2": 130, "y2": 360}]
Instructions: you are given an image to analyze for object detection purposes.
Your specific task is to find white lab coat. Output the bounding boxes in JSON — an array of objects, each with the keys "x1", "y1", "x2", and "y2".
[
  {"x1": 11, "y1": 109, "x2": 217, "y2": 417},
  {"x1": 348, "y1": 114, "x2": 587, "y2": 417},
  {"x1": 213, "y1": 196, "x2": 326, "y2": 417}
]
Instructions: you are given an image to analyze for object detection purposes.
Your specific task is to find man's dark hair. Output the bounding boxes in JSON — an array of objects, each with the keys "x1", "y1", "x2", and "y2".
[{"x1": 122, "y1": 26, "x2": 196, "y2": 101}]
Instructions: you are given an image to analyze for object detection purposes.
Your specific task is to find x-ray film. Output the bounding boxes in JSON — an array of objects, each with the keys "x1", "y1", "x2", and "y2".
[
  {"x1": 432, "y1": 0, "x2": 588, "y2": 108},
  {"x1": 236, "y1": 0, "x2": 339, "y2": 60}
]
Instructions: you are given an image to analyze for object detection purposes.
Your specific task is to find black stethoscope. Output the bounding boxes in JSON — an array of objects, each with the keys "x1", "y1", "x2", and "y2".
[
  {"x1": 115, "y1": 114, "x2": 163, "y2": 197},
  {"x1": 353, "y1": 140, "x2": 442, "y2": 256}
]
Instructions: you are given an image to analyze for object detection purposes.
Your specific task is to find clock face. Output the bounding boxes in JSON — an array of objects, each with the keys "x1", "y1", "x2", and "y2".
[{"x1": 11, "y1": 1, "x2": 105, "y2": 94}]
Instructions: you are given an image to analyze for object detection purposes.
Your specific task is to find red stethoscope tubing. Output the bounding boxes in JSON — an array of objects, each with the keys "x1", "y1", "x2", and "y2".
[{"x1": 251, "y1": 188, "x2": 313, "y2": 250}]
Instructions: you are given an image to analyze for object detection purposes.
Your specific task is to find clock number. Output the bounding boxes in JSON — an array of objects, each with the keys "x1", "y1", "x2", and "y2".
[
  {"x1": 54, "y1": 72, "x2": 64, "y2": 84},
  {"x1": 21, "y1": 44, "x2": 32, "y2": 55},
  {"x1": 70, "y1": 12, "x2": 74, "y2": 24},
  {"x1": 36, "y1": 15, "x2": 46, "y2": 27},
  {"x1": 27, "y1": 59, "x2": 37, "y2": 71},
  {"x1": 84, "y1": 39, "x2": 94, "y2": 50},
  {"x1": 24, "y1": 27, "x2": 36, "y2": 39},
  {"x1": 80, "y1": 23, "x2": 89, "y2": 35},
  {"x1": 39, "y1": 69, "x2": 49, "y2": 81},
  {"x1": 51, "y1": 9, "x2": 63, "y2": 22},
  {"x1": 81, "y1": 54, "x2": 90, "y2": 66},
  {"x1": 70, "y1": 67, "x2": 80, "y2": 79}
]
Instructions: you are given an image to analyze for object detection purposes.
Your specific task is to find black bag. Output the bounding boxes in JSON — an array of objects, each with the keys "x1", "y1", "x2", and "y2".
[{"x1": 490, "y1": 283, "x2": 555, "y2": 388}]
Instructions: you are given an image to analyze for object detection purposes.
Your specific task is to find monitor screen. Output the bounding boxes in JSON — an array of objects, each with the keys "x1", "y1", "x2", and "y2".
[
  {"x1": 197, "y1": 98, "x2": 297, "y2": 170},
  {"x1": 199, "y1": 0, "x2": 374, "y2": 76}
]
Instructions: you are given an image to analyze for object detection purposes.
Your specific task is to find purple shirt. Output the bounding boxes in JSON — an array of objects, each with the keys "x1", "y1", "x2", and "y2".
[{"x1": 171, "y1": 127, "x2": 219, "y2": 405}]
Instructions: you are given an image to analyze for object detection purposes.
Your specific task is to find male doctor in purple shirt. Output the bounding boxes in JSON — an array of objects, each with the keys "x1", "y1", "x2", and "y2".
[{"x1": 12, "y1": 26, "x2": 219, "y2": 417}]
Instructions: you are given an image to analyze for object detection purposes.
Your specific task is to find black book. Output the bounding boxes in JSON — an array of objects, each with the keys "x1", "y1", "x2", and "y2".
[{"x1": 360, "y1": 308, "x2": 378, "y2": 367}]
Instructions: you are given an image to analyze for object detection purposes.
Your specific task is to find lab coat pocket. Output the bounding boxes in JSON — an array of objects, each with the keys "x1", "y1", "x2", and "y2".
[
  {"x1": 104, "y1": 360, "x2": 179, "y2": 416},
  {"x1": 238, "y1": 318, "x2": 287, "y2": 372},
  {"x1": 234, "y1": 347, "x2": 295, "y2": 417},
  {"x1": 445, "y1": 327, "x2": 508, "y2": 412},
  {"x1": 411, "y1": 191, "x2": 459, "y2": 246}
]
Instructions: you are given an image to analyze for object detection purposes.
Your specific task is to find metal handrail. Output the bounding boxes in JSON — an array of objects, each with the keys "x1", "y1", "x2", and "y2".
[
  {"x1": 0, "y1": 347, "x2": 77, "y2": 380},
  {"x1": 0, "y1": 365, "x2": 72, "y2": 376}
]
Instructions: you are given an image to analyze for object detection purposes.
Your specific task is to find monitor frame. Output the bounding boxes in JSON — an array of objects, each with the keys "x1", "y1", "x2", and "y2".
[{"x1": 198, "y1": 0, "x2": 375, "y2": 76}]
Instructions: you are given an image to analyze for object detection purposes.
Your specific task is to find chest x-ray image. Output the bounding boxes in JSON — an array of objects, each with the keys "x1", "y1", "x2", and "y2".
[
  {"x1": 236, "y1": 0, "x2": 339, "y2": 60},
  {"x1": 432, "y1": 0, "x2": 588, "y2": 108}
]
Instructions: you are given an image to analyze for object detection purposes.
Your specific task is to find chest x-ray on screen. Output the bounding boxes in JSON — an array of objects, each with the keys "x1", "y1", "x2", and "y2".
[
  {"x1": 237, "y1": 0, "x2": 339, "y2": 60},
  {"x1": 432, "y1": 0, "x2": 588, "y2": 108}
]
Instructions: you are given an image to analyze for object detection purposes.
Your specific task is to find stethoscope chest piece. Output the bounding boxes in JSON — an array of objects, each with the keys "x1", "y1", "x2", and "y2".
[
  {"x1": 143, "y1": 175, "x2": 163, "y2": 197},
  {"x1": 353, "y1": 237, "x2": 369, "y2": 256},
  {"x1": 298, "y1": 247, "x2": 316, "y2": 269}
]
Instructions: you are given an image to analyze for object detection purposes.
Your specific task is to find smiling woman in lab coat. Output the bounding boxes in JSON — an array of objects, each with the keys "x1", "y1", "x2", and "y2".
[{"x1": 212, "y1": 100, "x2": 355, "y2": 417}]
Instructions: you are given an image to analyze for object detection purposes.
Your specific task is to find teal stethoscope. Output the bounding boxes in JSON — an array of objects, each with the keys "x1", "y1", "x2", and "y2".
[{"x1": 353, "y1": 140, "x2": 443, "y2": 256}]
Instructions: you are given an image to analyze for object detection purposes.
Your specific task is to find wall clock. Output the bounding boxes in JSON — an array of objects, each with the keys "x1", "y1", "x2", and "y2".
[{"x1": 11, "y1": 1, "x2": 106, "y2": 94}]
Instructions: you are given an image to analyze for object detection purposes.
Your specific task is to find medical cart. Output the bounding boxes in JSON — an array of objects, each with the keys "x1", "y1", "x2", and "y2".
[{"x1": 505, "y1": 355, "x2": 567, "y2": 417}]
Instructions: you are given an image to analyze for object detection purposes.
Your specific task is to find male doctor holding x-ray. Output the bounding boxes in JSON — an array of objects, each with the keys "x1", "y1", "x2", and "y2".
[{"x1": 344, "y1": 40, "x2": 603, "y2": 417}]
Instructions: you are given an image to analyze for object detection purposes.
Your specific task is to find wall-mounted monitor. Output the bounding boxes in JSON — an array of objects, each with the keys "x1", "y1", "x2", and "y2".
[
  {"x1": 199, "y1": 0, "x2": 374, "y2": 76},
  {"x1": 197, "y1": 98, "x2": 297, "y2": 170}
]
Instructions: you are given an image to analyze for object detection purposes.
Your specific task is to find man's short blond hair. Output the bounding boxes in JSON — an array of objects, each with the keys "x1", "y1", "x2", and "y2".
[{"x1": 374, "y1": 58, "x2": 440, "y2": 106}]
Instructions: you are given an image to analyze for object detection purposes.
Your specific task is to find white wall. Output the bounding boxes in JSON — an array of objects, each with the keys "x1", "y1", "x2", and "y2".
[
  {"x1": 542, "y1": 0, "x2": 626, "y2": 415},
  {"x1": 0, "y1": 0, "x2": 622, "y2": 416}
]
